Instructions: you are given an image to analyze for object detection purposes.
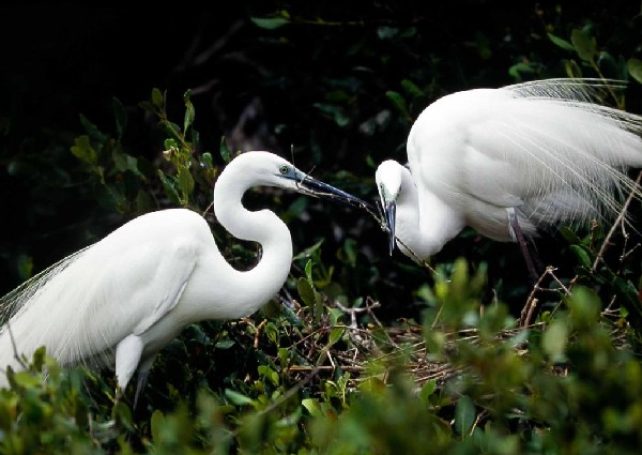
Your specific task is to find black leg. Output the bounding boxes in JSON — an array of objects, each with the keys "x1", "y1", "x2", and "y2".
[
  {"x1": 133, "y1": 368, "x2": 150, "y2": 410},
  {"x1": 507, "y1": 208, "x2": 539, "y2": 281}
]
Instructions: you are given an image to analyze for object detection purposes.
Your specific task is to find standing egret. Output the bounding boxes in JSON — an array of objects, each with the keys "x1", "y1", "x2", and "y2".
[
  {"x1": 375, "y1": 79, "x2": 642, "y2": 274},
  {"x1": 0, "y1": 151, "x2": 364, "y2": 397}
]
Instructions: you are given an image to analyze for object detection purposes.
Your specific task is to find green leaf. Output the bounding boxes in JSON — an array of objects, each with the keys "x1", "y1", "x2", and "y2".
[
  {"x1": 250, "y1": 17, "x2": 289, "y2": 30},
  {"x1": 112, "y1": 97, "x2": 127, "y2": 139},
  {"x1": 31, "y1": 346, "x2": 46, "y2": 371},
  {"x1": 183, "y1": 89, "x2": 195, "y2": 133},
  {"x1": 328, "y1": 327, "x2": 345, "y2": 346},
  {"x1": 161, "y1": 120, "x2": 183, "y2": 141},
  {"x1": 342, "y1": 238, "x2": 358, "y2": 267},
  {"x1": 564, "y1": 59, "x2": 583, "y2": 78},
  {"x1": 401, "y1": 79, "x2": 424, "y2": 98},
  {"x1": 225, "y1": 389, "x2": 255, "y2": 407},
  {"x1": 297, "y1": 277, "x2": 316, "y2": 307},
  {"x1": 157, "y1": 170, "x2": 181, "y2": 205},
  {"x1": 79, "y1": 114, "x2": 108, "y2": 143},
  {"x1": 305, "y1": 259, "x2": 314, "y2": 283},
  {"x1": 508, "y1": 62, "x2": 536, "y2": 80},
  {"x1": 113, "y1": 401, "x2": 135, "y2": 431},
  {"x1": 568, "y1": 287, "x2": 602, "y2": 325},
  {"x1": 112, "y1": 151, "x2": 144, "y2": 179},
  {"x1": 454, "y1": 395, "x2": 476, "y2": 436},
  {"x1": 12, "y1": 371, "x2": 41, "y2": 388},
  {"x1": 559, "y1": 226, "x2": 580, "y2": 244},
  {"x1": 201, "y1": 151, "x2": 214, "y2": 168},
  {"x1": 627, "y1": 58, "x2": 642, "y2": 84},
  {"x1": 301, "y1": 398, "x2": 322, "y2": 417},
  {"x1": 547, "y1": 33, "x2": 575, "y2": 51},
  {"x1": 71, "y1": 135, "x2": 98, "y2": 165},
  {"x1": 17, "y1": 254, "x2": 33, "y2": 280},
  {"x1": 177, "y1": 167, "x2": 195, "y2": 200},
  {"x1": 542, "y1": 320, "x2": 568, "y2": 362},
  {"x1": 138, "y1": 100, "x2": 156, "y2": 114},
  {"x1": 151, "y1": 88, "x2": 164, "y2": 108},
  {"x1": 313, "y1": 103, "x2": 350, "y2": 127},
  {"x1": 258, "y1": 365, "x2": 279, "y2": 386},
  {"x1": 293, "y1": 239, "x2": 324, "y2": 261},
  {"x1": 570, "y1": 244, "x2": 592, "y2": 268},
  {"x1": 150, "y1": 410, "x2": 164, "y2": 442},
  {"x1": 419, "y1": 380, "x2": 437, "y2": 404},
  {"x1": 385, "y1": 90, "x2": 411, "y2": 120},
  {"x1": 135, "y1": 190, "x2": 154, "y2": 213},
  {"x1": 215, "y1": 338, "x2": 235, "y2": 350},
  {"x1": 571, "y1": 28, "x2": 597, "y2": 62},
  {"x1": 220, "y1": 136, "x2": 232, "y2": 163},
  {"x1": 377, "y1": 26, "x2": 399, "y2": 40}
]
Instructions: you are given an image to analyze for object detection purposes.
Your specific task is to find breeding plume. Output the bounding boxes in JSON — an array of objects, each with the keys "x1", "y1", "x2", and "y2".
[
  {"x1": 0, "y1": 151, "x2": 363, "y2": 396},
  {"x1": 376, "y1": 79, "x2": 642, "y2": 273}
]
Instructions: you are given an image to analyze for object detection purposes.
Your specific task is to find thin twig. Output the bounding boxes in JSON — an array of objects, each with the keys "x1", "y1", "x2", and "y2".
[{"x1": 592, "y1": 170, "x2": 642, "y2": 272}]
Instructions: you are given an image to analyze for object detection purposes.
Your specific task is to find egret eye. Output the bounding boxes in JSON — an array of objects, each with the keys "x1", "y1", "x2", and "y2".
[{"x1": 279, "y1": 165, "x2": 290, "y2": 175}]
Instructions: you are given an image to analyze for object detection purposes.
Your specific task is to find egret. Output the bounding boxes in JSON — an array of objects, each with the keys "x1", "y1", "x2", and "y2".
[
  {"x1": 0, "y1": 151, "x2": 364, "y2": 397},
  {"x1": 375, "y1": 79, "x2": 642, "y2": 275}
]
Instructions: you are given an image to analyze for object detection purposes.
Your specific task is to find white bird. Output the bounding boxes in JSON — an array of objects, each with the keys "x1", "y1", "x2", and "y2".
[
  {"x1": 375, "y1": 79, "x2": 642, "y2": 274},
  {"x1": 0, "y1": 151, "x2": 363, "y2": 397}
]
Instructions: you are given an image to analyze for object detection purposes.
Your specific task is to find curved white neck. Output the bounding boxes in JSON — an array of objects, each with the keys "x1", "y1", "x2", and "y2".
[
  {"x1": 395, "y1": 167, "x2": 464, "y2": 261},
  {"x1": 213, "y1": 162, "x2": 293, "y2": 316}
]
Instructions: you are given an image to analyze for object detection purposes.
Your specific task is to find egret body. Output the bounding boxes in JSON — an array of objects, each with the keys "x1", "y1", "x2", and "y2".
[
  {"x1": 376, "y1": 79, "x2": 642, "y2": 267},
  {"x1": 0, "y1": 151, "x2": 362, "y2": 393}
]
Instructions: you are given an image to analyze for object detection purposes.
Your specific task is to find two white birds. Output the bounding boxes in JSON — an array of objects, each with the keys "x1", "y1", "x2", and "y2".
[{"x1": 2, "y1": 78, "x2": 642, "y2": 394}]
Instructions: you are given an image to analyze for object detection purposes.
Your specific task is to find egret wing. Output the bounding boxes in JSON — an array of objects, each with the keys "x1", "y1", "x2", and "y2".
[
  {"x1": 408, "y1": 80, "x2": 642, "y2": 227},
  {"x1": 0, "y1": 234, "x2": 200, "y2": 370}
]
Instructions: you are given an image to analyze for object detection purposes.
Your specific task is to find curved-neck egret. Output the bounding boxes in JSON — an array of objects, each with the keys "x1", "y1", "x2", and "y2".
[
  {"x1": 375, "y1": 79, "x2": 642, "y2": 274},
  {"x1": 0, "y1": 151, "x2": 363, "y2": 396}
]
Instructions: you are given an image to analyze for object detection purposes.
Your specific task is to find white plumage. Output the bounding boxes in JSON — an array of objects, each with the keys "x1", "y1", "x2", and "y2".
[
  {"x1": 0, "y1": 151, "x2": 362, "y2": 393},
  {"x1": 376, "y1": 79, "x2": 642, "y2": 262}
]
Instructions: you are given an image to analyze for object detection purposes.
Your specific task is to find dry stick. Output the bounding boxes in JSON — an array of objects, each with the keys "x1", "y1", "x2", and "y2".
[
  {"x1": 520, "y1": 267, "x2": 552, "y2": 327},
  {"x1": 253, "y1": 319, "x2": 267, "y2": 349},
  {"x1": 520, "y1": 298, "x2": 539, "y2": 329},
  {"x1": 288, "y1": 365, "x2": 364, "y2": 373},
  {"x1": 592, "y1": 170, "x2": 642, "y2": 273}
]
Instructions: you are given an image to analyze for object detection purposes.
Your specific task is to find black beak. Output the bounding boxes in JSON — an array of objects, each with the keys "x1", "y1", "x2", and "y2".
[
  {"x1": 384, "y1": 201, "x2": 396, "y2": 255},
  {"x1": 295, "y1": 174, "x2": 367, "y2": 208}
]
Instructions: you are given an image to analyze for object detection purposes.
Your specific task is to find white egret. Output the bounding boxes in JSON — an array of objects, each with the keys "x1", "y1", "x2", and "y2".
[
  {"x1": 375, "y1": 79, "x2": 642, "y2": 274},
  {"x1": 0, "y1": 151, "x2": 363, "y2": 397}
]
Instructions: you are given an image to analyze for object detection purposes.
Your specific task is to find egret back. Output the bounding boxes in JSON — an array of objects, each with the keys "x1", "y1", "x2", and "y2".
[
  {"x1": 407, "y1": 79, "x2": 642, "y2": 232},
  {"x1": 0, "y1": 209, "x2": 216, "y2": 373}
]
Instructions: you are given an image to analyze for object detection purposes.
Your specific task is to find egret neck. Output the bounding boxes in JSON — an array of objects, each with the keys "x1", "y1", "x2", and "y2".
[
  {"x1": 395, "y1": 165, "x2": 464, "y2": 261},
  {"x1": 212, "y1": 160, "x2": 293, "y2": 318}
]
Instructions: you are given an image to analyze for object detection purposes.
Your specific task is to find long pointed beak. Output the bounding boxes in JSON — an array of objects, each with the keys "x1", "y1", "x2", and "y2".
[
  {"x1": 384, "y1": 201, "x2": 396, "y2": 255},
  {"x1": 295, "y1": 174, "x2": 367, "y2": 208}
]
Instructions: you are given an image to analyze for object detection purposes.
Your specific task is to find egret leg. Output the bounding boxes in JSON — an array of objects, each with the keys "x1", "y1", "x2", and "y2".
[
  {"x1": 133, "y1": 355, "x2": 156, "y2": 409},
  {"x1": 507, "y1": 208, "x2": 539, "y2": 280},
  {"x1": 115, "y1": 334, "x2": 144, "y2": 393}
]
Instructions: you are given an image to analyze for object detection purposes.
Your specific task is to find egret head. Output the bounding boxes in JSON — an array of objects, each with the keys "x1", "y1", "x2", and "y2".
[
  {"x1": 232, "y1": 151, "x2": 365, "y2": 208},
  {"x1": 375, "y1": 160, "x2": 404, "y2": 255}
]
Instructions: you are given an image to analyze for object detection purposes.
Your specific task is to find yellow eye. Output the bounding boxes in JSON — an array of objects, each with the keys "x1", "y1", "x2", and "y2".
[{"x1": 279, "y1": 165, "x2": 290, "y2": 175}]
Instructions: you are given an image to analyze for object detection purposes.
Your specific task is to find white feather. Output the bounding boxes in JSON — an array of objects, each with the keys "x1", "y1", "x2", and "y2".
[{"x1": 378, "y1": 78, "x2": 642, "y2": 261}]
